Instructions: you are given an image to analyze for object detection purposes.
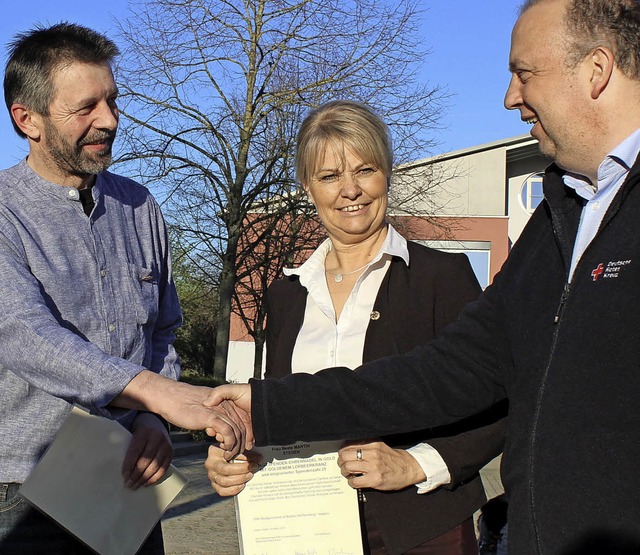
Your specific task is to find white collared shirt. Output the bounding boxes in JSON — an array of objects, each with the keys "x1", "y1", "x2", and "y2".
[
  {"x1": 286, "y1": 225, "x2": 408, "y2": 372},
  {"x1": 282, "y1": 224, "x2": 450, "y2": 492},
  {"x1": 564, "y1": 128, "x2": 640, "y2": 281}
]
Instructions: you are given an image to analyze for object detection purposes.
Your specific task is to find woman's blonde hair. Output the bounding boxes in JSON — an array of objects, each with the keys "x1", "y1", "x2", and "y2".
[{"x1": 295, "y1": 100, "x2": 393, "y2": 186}]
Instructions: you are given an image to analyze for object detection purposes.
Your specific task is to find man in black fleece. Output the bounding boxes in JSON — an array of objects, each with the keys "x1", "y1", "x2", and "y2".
[{"x1": 207, "y1": 0, "x2": 640, "y2": 553}]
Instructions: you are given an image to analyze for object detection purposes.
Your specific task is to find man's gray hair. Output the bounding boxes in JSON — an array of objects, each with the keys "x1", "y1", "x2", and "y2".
[{"x1": 4, "y1": 22, "x2": 119, "y2": 138}]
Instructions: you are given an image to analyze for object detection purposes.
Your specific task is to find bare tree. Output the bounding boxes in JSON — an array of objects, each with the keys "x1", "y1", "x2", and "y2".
[
  {"x1": 232, "y1": 187, "x2": 324, "y2": 378},
  {"x1": 114, "y1": 0, "x2": 447, "y2": 381}
]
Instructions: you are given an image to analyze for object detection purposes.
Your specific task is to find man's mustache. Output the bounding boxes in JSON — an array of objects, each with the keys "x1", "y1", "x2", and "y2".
[{"x1": 79, "y1": 132, "x2": 116, "y2": 147}]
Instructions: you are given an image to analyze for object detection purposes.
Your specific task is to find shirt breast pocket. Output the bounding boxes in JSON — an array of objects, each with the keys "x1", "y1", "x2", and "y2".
[{"x1": 128, "y1": 263, "x2": 159, "y2": 326}]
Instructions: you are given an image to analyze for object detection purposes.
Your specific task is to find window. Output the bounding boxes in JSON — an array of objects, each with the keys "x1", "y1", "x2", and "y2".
[
  {"x1": 520, "y1": 172, "x2": 545, "y2": 213},
  {"x1": 418, "y1": 240, "x2": 491, "y2": 289}
]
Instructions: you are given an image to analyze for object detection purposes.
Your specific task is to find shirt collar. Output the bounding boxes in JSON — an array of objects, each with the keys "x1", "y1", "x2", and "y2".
[
  {"x1": 19, "y1": 158, "x2": 105, "y2": 205},
  {"x1": 283, "y1": 223, "x2": 410, "y2": 279},
  {"x1": 563, "y1": 128, "x2": 640, "y2": 201}
]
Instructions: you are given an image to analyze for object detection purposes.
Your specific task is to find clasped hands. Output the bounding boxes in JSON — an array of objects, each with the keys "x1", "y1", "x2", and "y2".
[{"x1": 172, "y1": 382, "x2": 255, "y2": 457}]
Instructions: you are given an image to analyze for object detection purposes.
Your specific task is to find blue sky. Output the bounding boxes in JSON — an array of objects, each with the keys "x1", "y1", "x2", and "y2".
[{"x1": 0, "y1": 1, "x2": 528, "y2": 170}]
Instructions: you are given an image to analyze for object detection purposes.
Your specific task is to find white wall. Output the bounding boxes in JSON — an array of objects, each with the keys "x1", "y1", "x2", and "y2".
[{"x1": 225, "y1": 341, "x2": 263, "y2": 383}]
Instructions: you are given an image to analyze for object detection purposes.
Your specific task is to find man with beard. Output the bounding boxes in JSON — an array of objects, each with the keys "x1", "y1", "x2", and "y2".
[{"x1": 0, "y1": 23, "x2": 249, "y2": 554}]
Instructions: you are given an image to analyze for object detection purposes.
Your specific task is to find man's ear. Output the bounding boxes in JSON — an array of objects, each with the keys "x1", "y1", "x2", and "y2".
[
  {"x1": 10, "y1": 104, "x2": 42, "y2": 140},
  {"x1": 589, "y1": 46, "x2": 615, "y2": 100}
]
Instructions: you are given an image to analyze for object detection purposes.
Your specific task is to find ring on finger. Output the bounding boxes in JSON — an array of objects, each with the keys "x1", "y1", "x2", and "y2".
[{"x1": 356, "y1": 448, "x2": 363, "y2": 461}]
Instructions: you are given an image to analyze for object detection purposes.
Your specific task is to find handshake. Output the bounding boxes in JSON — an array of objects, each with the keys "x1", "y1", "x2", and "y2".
[
  {"x1": 115, "y1": 370, "x2": 255, "y2": 458},
  {"x1": 116, "y1": 368, "x2": 432, "y2": 501}
]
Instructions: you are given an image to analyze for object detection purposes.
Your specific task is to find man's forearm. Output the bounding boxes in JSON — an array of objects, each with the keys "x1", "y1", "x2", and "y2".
[
  {"x1": 112, "y1": 369, "x2": 167, "y2": 412},
  {"x1": 112, "y1": 370, "x2": 215, "y2": 426}
]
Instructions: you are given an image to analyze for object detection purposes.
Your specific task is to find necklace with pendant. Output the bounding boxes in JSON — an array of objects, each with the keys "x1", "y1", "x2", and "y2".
[{"x1": 326, "y1": 262, "x2": 370, "y2": 283}]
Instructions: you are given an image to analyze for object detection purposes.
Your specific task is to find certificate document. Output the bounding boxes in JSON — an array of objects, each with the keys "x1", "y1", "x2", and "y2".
[{"x1": 235, "y1": 440, "x2": 363, "y2": 555}]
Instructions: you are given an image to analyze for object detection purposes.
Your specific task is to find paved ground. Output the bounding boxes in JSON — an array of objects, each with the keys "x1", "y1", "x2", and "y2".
[
  {"x1": 161, "y1": 453, "x2": 239, "y2": 555},
  {"x1": 480, "y1": 455, "x2": 504, "y2": 499},
  {"x1": 161, "y1": 452, "x2": 503, "y2": 555}
]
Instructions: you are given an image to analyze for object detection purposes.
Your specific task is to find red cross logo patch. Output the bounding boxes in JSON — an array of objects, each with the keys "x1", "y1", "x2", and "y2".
[{"x1": 591, "y1": 263, "x2": 605, "y2": 282}]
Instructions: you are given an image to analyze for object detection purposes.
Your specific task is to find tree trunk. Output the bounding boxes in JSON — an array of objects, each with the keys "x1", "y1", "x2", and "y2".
[
  {"x1": 212, "y1": 245, "x2": 238, "y2": 381},
  {"x1": 253, "y1": 324, "x2": 265, "y2": 379}
]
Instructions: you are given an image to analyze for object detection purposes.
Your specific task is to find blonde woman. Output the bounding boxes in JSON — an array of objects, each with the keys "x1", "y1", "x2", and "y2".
[{"x1": 207, "y1": 101, "x2": 506, "y2": 554}]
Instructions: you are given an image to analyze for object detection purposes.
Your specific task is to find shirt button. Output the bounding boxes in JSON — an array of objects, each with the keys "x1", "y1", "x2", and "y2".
[
  {"x1": 68, "y1": 189, "x2": 78, "y2": 198},
  {"x1": 108, "y1": 323, "x2": 116, "y2": 332},
  {"x1": 100, "y1": 269, "x2": 107, "y2": 277}
]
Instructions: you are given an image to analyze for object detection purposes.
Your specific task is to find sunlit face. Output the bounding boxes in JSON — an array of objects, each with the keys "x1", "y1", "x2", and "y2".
[
  {"x1": 305, "y1": 144, "x2": 388, "y2": 246},
  {"x1": 37, "y1": 61, "x2": 119, "y2": 180},
  {"x1": 504, "y1": 0, "x2": 595, "y2": 174}
]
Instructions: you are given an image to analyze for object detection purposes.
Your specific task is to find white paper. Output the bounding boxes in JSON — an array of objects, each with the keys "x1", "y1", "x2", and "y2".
[
  {"x1": 235, "y1": 440, "x2": 363, "y2": 555},
  {"x1": 20, "y1": 406, "x2": 187, "y2": 555}
]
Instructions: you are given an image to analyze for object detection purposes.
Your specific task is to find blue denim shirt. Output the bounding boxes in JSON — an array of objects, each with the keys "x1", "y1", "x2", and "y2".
[{"x1": 0, "y1": 160, "x2": 182, "y2": 482}]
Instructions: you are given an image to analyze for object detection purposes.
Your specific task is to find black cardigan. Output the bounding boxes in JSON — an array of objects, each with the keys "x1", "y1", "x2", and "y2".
[{"x1": 264, "y1": 240, "x2": 507, "y2": 554}]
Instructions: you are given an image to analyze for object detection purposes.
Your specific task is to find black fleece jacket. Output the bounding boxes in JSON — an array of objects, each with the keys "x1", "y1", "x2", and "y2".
[{"x1": 251, "y1": 155, "x2": 640, "y2": 554}]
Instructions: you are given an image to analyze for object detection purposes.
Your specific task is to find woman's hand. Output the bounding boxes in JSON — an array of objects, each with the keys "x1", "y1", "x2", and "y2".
[
  {"x1": 205, "y1": 445, "x2": 261, "y2": 496},
  {"x1": 337, "y1": 440, "x2": 427, "y2": 491}
]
